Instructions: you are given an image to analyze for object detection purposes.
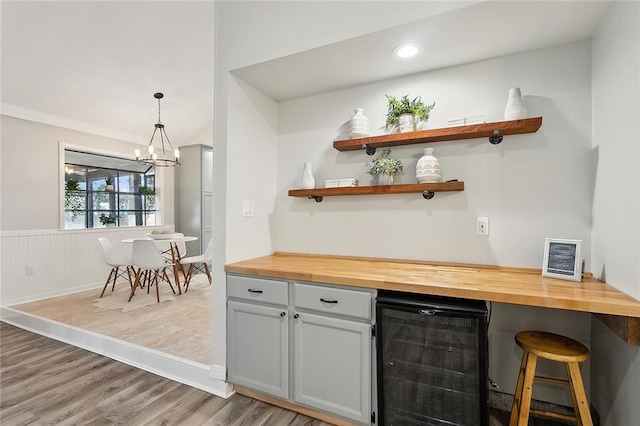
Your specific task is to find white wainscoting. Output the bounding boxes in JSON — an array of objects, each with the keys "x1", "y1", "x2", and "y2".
[{"x1": 0, "y1": 226, "x2": 171, "y2": 306}]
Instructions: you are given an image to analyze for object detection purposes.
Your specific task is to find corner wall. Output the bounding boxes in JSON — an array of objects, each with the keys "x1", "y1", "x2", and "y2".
[{"x1": 590, "y1": 2, "x2": 640, "y2": 425}]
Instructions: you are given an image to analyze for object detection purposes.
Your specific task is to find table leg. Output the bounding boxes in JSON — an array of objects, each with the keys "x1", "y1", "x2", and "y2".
[{"x1": 170, "y1": 243, "x2": 182, "y2": 295}]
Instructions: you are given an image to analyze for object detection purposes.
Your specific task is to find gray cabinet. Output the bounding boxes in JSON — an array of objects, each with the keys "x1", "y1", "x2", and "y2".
[
  {"x1": 227, "y1": 274, "x2": 374, "y2": 425},
  {"x1": 227, "y1": 275, "x2": 289, "y2": 399},
  {"x1": 227, "y1": 300, "x2": 289, "y2": 399},
  {"x1": 174, "y1": 144, "x2": 212, "y2": 256},
  {"x1": 293, "y1": 311, "x2": 371, "y2": 424}
]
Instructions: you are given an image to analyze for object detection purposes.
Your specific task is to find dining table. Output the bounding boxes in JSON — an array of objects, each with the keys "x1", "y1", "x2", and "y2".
[{"x1": 122, "y1": 234, "x2": 198, "y2": 295}]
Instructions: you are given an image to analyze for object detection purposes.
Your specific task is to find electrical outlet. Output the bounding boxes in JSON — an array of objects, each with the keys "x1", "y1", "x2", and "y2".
[
  {"x1": 477, "y1": 217, "x2": 489, "y2": 236},
  {"x1": 242, "y1": 200, "x2": 254, "y2": 217}
]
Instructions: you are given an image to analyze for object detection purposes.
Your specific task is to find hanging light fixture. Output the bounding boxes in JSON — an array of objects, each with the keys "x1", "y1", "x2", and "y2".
[{"x1": 135, "y1": 92, "x2": 180, "y2": 167}]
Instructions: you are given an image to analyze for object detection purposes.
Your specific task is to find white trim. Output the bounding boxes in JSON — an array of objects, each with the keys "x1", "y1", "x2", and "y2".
[
  {"x1": 0, "y1": 307, "x2": 235, "y2": 398},
  {"x1": 209, "y1": 364, "x2": 228, "y2": 380},
  {"x1": 0, "y1": 226, "x2": 173, "y2": 238},
  {"x1": 2, "y1": 283, "x2": 103, "y2": 307},
  {"x1": 1, "y1": 103, "x2": 147, "y2": 144}
]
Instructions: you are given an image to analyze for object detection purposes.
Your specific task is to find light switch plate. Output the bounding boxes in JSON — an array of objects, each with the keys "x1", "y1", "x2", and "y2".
[{"x1": 242, "y1": 200, "x2": 254, "y2": 217}]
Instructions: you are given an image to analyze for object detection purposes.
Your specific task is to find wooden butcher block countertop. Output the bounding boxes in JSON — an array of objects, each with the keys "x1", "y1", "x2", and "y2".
[{"x1": 225, "y1": 252, "x2": 640, "y2": 318}]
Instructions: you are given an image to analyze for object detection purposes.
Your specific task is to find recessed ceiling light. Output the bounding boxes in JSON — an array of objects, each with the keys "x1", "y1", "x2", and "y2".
[{"x1": 392, "y1": 43, "x2": 423, "y2": 59}]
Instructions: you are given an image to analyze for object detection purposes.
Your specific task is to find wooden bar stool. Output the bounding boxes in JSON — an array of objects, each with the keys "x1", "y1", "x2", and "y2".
[{"x1": 509, "y1": 330, "x2": 593, "y2": 426}]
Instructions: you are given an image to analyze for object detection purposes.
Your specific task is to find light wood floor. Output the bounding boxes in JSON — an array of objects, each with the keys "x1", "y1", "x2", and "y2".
[
  {"x1": 0, "y1": 322, "x2": 330, "y2": 426},
  {"x1": 9, "y1": 275, "x2": 211, "y2": 364}
]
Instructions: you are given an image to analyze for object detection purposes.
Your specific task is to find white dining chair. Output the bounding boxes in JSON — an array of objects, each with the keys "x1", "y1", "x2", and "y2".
[
  {"x1": 97, "y1": 237, "x2": 135, "y2": 298},
  {"x1": 129, "y1": 239, "x2": 176, "y2": 303},
  {"x1": 180, "y1": 239, "x2": 213, "y2": 292}
]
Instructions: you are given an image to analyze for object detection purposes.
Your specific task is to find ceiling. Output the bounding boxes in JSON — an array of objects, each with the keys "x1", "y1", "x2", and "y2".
[
  {"x1": 234, "y1": 1, "x2": 614, "y2": 102},
  {"x1": 1, "y1": 1, "x2": 613, "y2": 144},
  {"x1": 1, "y1": 1, "x2": 214, "y2": 145}
]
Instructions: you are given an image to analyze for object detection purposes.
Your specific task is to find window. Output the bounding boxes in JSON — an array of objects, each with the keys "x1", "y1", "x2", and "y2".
[{"x1": 63, "y1": 149, "x2": 157, "y2": 229}]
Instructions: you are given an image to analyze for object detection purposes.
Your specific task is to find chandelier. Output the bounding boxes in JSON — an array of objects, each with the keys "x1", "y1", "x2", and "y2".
[{"x1": 135, "y1": 92, "x2": 180, "y2": 167}]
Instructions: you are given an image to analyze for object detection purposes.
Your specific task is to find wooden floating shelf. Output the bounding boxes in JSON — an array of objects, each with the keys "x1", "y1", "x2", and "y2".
[
  {"x1": 289, "y1": 181, "x2": 464, "y2": 202},
  {"x1": 333, "y1": 117, "x2": 543, "y2": 152}
]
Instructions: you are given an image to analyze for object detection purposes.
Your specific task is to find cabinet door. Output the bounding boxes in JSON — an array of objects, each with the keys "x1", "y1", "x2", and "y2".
[
  {"x1": 293, "y1": 311, "x2": 371, "y2": 424},
  {"x1": 227, "y1": 300, "x2": 289, "y2": 399}
]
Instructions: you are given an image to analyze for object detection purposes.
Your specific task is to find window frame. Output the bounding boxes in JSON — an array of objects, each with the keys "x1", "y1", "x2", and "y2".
[{"x1": 59, "y1": 142, "x2": 165, "y2": 230}]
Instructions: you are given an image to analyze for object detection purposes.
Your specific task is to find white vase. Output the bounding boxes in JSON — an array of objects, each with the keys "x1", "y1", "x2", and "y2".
[
  {"x1": 349, "y1": 108, "x2": 369, "y2": 138},
  {"x1": 504, "y1": 87, "x2": 528, "y2": 120},
  {"x1": 416, "y1": 147, "x2": 442, "y2": 183},
  {"x1": 397, "y1": 113, "x2": 415, "y2": 133},
  {"x1": 300, "y1": 162, "x2": 315, "y2": 189},
  {"x1": 377, "y1": 173, "x2": 394, "y2": 186}
]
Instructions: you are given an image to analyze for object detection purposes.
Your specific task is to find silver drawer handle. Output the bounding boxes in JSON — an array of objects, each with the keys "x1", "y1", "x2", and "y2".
[{"x1": 320, "y1": 298, "x2": 338, "y2": 304}]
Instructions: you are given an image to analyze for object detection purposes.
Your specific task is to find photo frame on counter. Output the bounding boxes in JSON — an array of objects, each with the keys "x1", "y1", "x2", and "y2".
[{"x1": 542, "y1": 238, "x2": 583, "y2": 282}]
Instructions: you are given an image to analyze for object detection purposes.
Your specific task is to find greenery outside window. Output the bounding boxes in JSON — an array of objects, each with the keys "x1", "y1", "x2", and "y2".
[{"x1": 63, "y1": 149, "x2": 157, "y2": 229}]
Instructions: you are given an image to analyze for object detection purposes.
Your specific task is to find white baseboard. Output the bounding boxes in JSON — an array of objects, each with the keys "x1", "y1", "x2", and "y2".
[
  {"x1": 0, "y1": 307, "x2": 234, "y2": 399},
  {"x1": 209, "y1": 363, "x2": 227, "y2": 381},
  {"x1": 1, "y1": 282, "x2": 103, "y2": 307}
]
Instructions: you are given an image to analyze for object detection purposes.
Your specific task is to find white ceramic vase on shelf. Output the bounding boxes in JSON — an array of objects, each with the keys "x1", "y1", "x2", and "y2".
[
  {"x1": 397, "y1": 113, "x2": 416, "y2": 133},
  {"x1": 416, "y1": 148, "x2": 442, "y2": 183},
  {"x1": 504, "y1": 87, "x2": 528, "y2": 120},
  {"x1": 349, "y1": 108, "x2": 369, "y2": 139},
  {"x1": 300, "y1": 162, "x2": 315, "y2": 189},
  {"x1": 377, "y1": 173, "x2": 394, "y2": 186}
]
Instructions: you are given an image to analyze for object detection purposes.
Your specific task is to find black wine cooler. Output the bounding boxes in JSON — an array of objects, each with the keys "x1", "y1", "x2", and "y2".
[{"x1": 376, "y1": 291, "x2": 489, "y2": 426}]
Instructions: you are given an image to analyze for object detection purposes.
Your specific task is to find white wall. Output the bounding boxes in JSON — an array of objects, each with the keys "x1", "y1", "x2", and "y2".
[
  {"x1": 0, "y1": 115, "x2": 175, "y2": 230},
  {"x1": 590, "y1": 2, "x2": 640, "y2": 425},
  {"x1": 275, "y1": 42, "x2": 593, "y2": 269}
]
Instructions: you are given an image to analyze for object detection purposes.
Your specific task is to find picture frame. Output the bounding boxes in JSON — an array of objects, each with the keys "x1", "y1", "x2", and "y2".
[{"x1": 542, "y1": 238, "x2": 583, "y2": 282}]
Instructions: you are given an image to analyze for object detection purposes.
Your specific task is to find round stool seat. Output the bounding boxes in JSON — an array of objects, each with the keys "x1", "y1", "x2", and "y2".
[{"x1": 515, "y1": 330, "x2": 589, "y2": 363}]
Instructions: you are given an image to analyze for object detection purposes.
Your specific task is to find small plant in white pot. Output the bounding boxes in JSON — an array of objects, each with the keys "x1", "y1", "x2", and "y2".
[
  {"x1": 104, "y1": 176, "x2": 114, "y2": 191},
  {"x1": 385, "y1": 94, "x2": 435, "y2": 133},
  {"x1": 99, "y1": 213, "x2": 118, "y2": 227},
  {"x1": 366, "y1": 147, "x2": 403, "y2": 185}
]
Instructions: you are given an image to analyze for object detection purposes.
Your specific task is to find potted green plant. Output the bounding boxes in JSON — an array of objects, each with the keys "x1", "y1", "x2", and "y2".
[
  {"x1": 138, "y1": 185, "x2": 156, "y2": 210},
  {"x1": 385, "y1": 94, "x2": 435, "y2": 133},
  {"x1": 104, "y1": 176, "x2": 114, "y2": 191},
  {"x1": 98, "y1": 213, "x2": 118, "y2": 227},
  {"x1": 366, "y1": 147, "x2": 403, "y2": 185},
  {"x1": 64, "y1": 177, "x2": 84, "y2": 221}
]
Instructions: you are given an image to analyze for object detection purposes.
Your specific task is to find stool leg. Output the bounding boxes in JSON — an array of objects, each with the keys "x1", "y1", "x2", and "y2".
[
  {"x1": 510, "y1": 351, "x2": 528, "y2": 426},
  {"x1": 516, "y1": 352, "x2": 537, "y2": 426},
  {"x1": 566, "y1": 362, "x2": 593, "y2": 426}
]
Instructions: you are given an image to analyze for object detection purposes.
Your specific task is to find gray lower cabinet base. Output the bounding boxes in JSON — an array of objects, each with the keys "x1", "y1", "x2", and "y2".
[{"x1": 227, "y1": 274, "x2": 374, "y2": 425}]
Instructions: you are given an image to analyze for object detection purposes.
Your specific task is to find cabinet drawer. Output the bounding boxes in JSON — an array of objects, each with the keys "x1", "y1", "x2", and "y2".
[
  {"x1": 227, "y1": 275, "x2": 288, "y2": 306},
  {"x1": 294, "y1": 283, "x2": 371, "y2": 320}
]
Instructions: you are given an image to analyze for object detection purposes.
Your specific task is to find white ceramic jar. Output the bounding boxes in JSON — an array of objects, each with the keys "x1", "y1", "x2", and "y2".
[
  {"x1": 348, "y1": 108, "x2": 369, "y2": 138},
  {"x1": 416, "y1": 148, "x2": 442, "y2": 183}
]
